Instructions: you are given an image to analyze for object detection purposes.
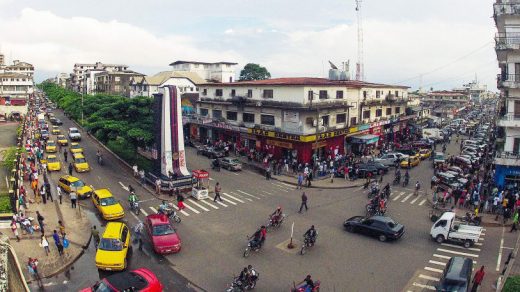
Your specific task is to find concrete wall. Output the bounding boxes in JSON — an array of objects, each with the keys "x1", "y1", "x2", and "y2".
[
  {"x1": 0, "y1": 105, "x2": 27, "y2": 116},
  {"x1": 0, "y1": 235, "x2": 30, "y2": 292}
]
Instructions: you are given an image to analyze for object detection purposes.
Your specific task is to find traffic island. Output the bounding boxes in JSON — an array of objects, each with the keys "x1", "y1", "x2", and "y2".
[{"x1": 276, "y1": 239, "x2": 301, "y2": 254}]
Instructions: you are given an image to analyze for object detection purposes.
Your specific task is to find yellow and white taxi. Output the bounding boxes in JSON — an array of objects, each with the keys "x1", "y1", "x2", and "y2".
[
  {"x1": 95, "y1": 222, "x2": 130, "y2": 271},
  {"x1": 51, "y1": 126, "x2": 61, "y2": 135},
  {"x1": 69, "y1": 142, "x2": 83, "y2": 154},
  {"x1": 57, "y1": 134, "x2": 68, "y2": 146},
  {"x1": 46, "y1": 155, "x2": 61, "y2": 171},
  {"x1": 91, "y1": 188, "x2": 125, "y2": 220},
  {"x1": 72, "y1": 153, "x2": 90, "y2": 172},
  {"x1": 45, "y1": 140, "x2": 57, "y2": 153}
]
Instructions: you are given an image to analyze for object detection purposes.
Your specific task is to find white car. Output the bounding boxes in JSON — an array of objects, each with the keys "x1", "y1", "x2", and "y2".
[
  {"x1": 374, "y1": 153, "x2": 401, "y2": 167},
  {"x1": 68, "y1": 127, "x2": 81, "y2": 141}
]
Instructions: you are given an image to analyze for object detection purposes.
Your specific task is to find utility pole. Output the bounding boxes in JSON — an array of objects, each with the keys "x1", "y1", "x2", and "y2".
[{"x1": 355, "y1": 0, "x2": 365, "y2": 81}]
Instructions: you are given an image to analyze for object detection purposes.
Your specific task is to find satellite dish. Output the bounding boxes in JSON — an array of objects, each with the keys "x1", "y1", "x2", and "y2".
[{"x1": 328, "y1": 61, "x2": 338, "y2": 70}]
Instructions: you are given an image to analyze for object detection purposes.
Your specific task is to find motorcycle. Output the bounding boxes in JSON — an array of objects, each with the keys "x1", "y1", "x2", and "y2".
[
  {"x1": 266, "y1": 214, "x2": 286, "y2": 231},
  {"x1": 129, "y1": 200, "x2": 140, "y2": 215},
  {"x1": 461, "y1": 212, "x2": 481, "y2": 226},
  {"x1": 243, "y1": 236, "x2": 262, "y2": 258},
  {"x1": 211, "y1": 159, "x2": 221, "y2": 171},
  {"x1": 393, "y1": 175, "x2": 401, "y2": 186},
  {"x1": 300, "y1": 234, "x2": 317, "y2": 255},
  {"x1": 367, "y1": 185, "x2": 379, "y2": 198},
  {"x1": 402, "y1": 176, "x2": 409, "y2": 187},
  {"x1": 291, "y1": 280, "x2": 321, "y2": 292},
  {"x1": 158, "y1": 204, "x2": 182, "y2": 223},
  {"x1": 226, "y1": 270, "x2": 259, "y2": 291}
]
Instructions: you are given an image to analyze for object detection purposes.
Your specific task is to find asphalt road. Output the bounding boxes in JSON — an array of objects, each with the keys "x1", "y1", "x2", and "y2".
[{"x1": 35, "y1": 108, "x2": 515, "y2": 292}]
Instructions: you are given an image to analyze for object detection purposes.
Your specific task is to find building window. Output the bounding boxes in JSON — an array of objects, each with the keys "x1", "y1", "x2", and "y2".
[
  {"x1": 350, "y1": 117, "x2": 357, "y2": 125},
  {"x1": 336, "y1": 90, "x2": 344, "y2": 99},
  {"x1": 247, "y1": 89, "x2": 253, "y2": 98},
  {"x1": 376, "y1": 91, "x2": 381, "y2": 98},
  {"x1": 336, "y1": 113, "x2": 346, "y2": 124},
  {"x1": 395, "y1": 91, "x2": 399, "y2": 97},
  {"x1": 260, "y1": 114, "x2": 275, "y2": 125},
  {"x1": 263, "y1": 89, "x2": 273, "y2": 98},
  {"x1": 376, "y1": 109, "x2": 382, "y2": 117},
  {"x1": 202, "y1": 89, "x2": 207, "y2": 96},
  {"x1": 319, "y1": 90, "x2": 328, "y2": 99},
  {"x1": 213, "y1": 110, "x2": 222, "y2": 119},
  {"x1": 321, "y1": 115, "x2": 329, "y2": 126},
  {"x1": 363, "y1": 110, "x2": 371, "y2": 119},
  {"x1": 200, "y1": 108, "x2": 209, "y2": 116},
  {"x1": 216, "y1": 89, "x2": 223, "y2": 97},
  {"x1": 308, "y1": 90, "x2": 314, "y2": 101},
  {"x1": 386, "y1": 107, "x2": 392, "y2": 115},
  {"x1": 231, "y1": 89, "x2": 236, "y2": 97},
  {"x1": 226, "y1": 111, "x2": 237, "y2": 120},
  {"x1": 395, "y1": 107, "x2": 401, "y2": 114},
  {"x1": 363, "y1": 91, "x2": 367, "y2": 99},
  {"x1": 243, "y1": 113, "x2": 255, "y2": 123}
]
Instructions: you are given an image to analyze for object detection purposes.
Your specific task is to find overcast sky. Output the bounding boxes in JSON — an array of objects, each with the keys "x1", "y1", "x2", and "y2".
[{"x1": 0, "y1": 0, "x2": 497, "y2": 91}]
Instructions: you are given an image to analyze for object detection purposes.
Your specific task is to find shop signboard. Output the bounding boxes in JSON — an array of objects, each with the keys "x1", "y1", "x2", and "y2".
[
  {"x1": 283, "y1": 111, "x2": 300, "y2": 123},
  {"x1": 267, "y1": 139, "x2": 293, "y2": 149}
]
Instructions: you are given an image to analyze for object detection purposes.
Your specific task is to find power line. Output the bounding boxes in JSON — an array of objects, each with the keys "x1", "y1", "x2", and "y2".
[
  {"x1": 420, "y1": 59, "x2": 497, "y2": 88},
  {"x1": 395, "y1": 41, "x2": 493, "y2": 85}
]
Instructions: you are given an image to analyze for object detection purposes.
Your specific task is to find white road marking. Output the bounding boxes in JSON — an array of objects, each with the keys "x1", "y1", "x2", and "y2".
[
  {"x1": 424, "y1": 267, "x2": 443, "y2": 273},
  {"x1": 222, "y1": 193, "x2": 245, "y2": 203},
  {"x1": 262, "y1": 190, "x2": 273, "y2": 195},
  {"x1": 410, "y1": 196, "x2": 420, "y2": 204},
  {"x1": 433, "y1": 254, "x2": 477, "y2": 264},
  {"x1": 419, "y1": 199, "x2": 427, "y2": 206},
  {"x1": 236, "y1": 189, "x2": 262, "y2": 199},
  {"x1": 220, "y1": 196, "x2": 237, "y2": 205},
  {"x1": 481, "y1": 233, "x2": 486, "y2": 236},
  {"x1": 180, "y1": 202, "x2": 200, "y2": 214},
  {"x1": 437, "y1": 248, "x2": 479, "y2": 258},
  {"x1": 119, "y1": 181, "x2": 129, "y2": 191},
  {"x1": 149, "y1": 206, "x2": 158, "y2": 213},
  {"x1": 209, "y1": 177, "x2": 214, "y2": 181},
  {"x1": 231, "y1": 172, "x2": 239, "y2": 176},
  {"x1": 497, "y1": 226, "x2": 505, "y2": 272},
  {"x1": 401, "y1": 193, "x2": 413, "y2": 203},
  {"x1": 140, "y1": 208, "x2": 148, "y2": 216},
  {"x1": 279, "y1": 182, "x2": 294, "y2": 188},
  {"x1": 130, "y1": 211, "x2": 139, "y2": 221},
  {"x1": 418, "y1": 274, "x2": 440, "y2": 281},
  {"x1": 393, "y1": 192, "x2": 405, "y2": 201},
  {"x1": 440, "y1": 243, "x2": 481, "y2": 252},
  {"x1": 214, "y1": 200, "x2": 229, "y2": 207},
  {"x1": 474, "y1": 242, "x2": 483, "y2": 246},
  {"x1": 230, "y1": 192, "x2": 253, "y2": 202},
  {"x1": 479, "y1": 237, "x2": 484, "y2": 241},
  {"x1": 271, "y1": 182, "x2": 293, "y2": 190},
  {"x1": 429, "y1": 260, "x2": 447, "y2": 266},
  {"x1": 186, "y1": 200, "x2": 210, "y2": 212},
  {"x1": 199, "y1": 200, "x2": 219, "y2": 209},
  {"x1": 412, "y1": 282, "x2": 436, "y2": 290}
]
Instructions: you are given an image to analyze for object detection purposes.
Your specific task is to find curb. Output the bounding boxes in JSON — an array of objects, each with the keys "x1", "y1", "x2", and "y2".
[{"x1": 270, "y1": 176, "x2": 365, "y2": 189}]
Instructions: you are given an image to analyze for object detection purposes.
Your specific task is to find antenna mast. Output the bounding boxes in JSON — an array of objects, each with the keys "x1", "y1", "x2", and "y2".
[{"x1": 355, "y1": 0, "x2": 365, "y2": 81}]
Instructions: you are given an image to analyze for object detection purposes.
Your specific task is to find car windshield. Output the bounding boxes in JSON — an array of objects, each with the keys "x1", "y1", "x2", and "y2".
[
  {"x1": 70, "y1": 180, "x2": 85, "y2": 188},
  {"x1": 58, "y1": 135, "x2": 65, "y2": 139},
  {"x1": 230, "y1": 159, "x2": 240, "y2": 164},
  {"x1": 70, "y1": 129, "x2": 79, "y2": 134},
  {"x1": 440, "y1": 279, "x2": 466, "y2": 290},
  {"x1": 153, "y1": 224, "x2": 176, "y2": 236},
  {"x1": 75, "y1": 158, "x2": 87, "y2": 163},
  {"x1": 47, "y1": 142, "x2": 56, "y2": 146},
  {"x1": 71, "y1": 144, "x2": 80, "y2": 149},
  {"x1": 48, "y1": 157, "x2": 58, "y2": 163},
  {"x1": 98, "y1": 238, "x2": 123, "y2": 251},
  {"x1": 92, "y1": 280, "x2": 117, "y2": 292},
  {"x1": 100, "y1": 197, "x2": 117, "y2": 206},
  {"x1": 435, "y1": 155, "x2": 444, "y2": 159}
]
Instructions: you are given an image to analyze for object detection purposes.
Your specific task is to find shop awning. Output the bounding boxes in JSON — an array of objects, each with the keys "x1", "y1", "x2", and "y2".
[{"x1": 350, "y1": 134, "x2": 379, "y2": 144}]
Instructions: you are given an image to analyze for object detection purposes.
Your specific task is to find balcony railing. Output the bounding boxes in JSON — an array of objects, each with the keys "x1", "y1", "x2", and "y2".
[
  {"x1": 501, "y1": 113, "x2": 520, "y2": 121},
  {"x1": 497, "y1": 74, "x2": 520, "y2": 88},
  {"x1": 494, "y1": 2, "x2": 520, "y2": 17},
  {"x1": 495, "y1": 32, "x2": 520, "y2": 50},
  {"x1": 496, "y1": 151, "x2": 520, "y2": 159}
]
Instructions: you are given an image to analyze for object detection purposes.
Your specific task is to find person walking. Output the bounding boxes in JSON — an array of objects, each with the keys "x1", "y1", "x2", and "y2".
[
  {"x1": 40, "y1": 234, "x2": 50, "y2": 256},
  {"x1": 68, "y1": 162, "x2": 73, "y2": 176},
  {"x1": 133, "y1": 164, "x2": 138, "y2": 178},
  {"x1": 63, "y1": 149, "x2": 68, "y2": 162},
  {"x1": 155, "y1": 178, "x2": 161, "y2": 194},
  {"x1": 11, "y1": 219, "x2": 20, "y2": 242},
  {"x1": 58, "y1": 220, "x2": 66, "y2": 238},
  {"x1": 36, "y1": 211, "x2": 45, "y2": 234},
  {"x1": 40, "y1": 185, "x2": 47, "y2": 204},
  {"x1": 27, "y1": 258, "x2": 43, "y2": 288},
  {"x1": 214, "y1": 182, "x2": 223, "y2": 202},
  {"x1": 139, "y1": 170, "x2": 146, "y2": 185},
  {"x1": 52, "y1": 230, "x2": 63, "y2": 256},
  {"x1": 471, "y1": 266, "x2": 485, "y2": 292},
  {"x1": 176, "y1": 189, "x2": 185, "y2": 210},
  {"x1": 56, "y1": 185, "x2": 62, "y2": 204},
  {"x1": 45, "y1": 182, "x2": 53, "y2": 202},
  {"x1": 298, "y1": 192, "x2": 308, "y2": 213},
  {"x1": 91, "y1": 225, "x2": 100, "y2": 248},
  {"x1": 511, "y1": 210, "x2": 519, "y2": 232},
  {"x1": 70, "y1": 191, "x2": 77, "y2": 208},
  {"x1": 168, "y1": 180, "x2": 174, "y2": 197},
  {"x1": 297, "y1": 173, "x2": 303, "y2": 190},
  {"x1": 134, "y1": 221, "x2": 144, "y2": 250}
]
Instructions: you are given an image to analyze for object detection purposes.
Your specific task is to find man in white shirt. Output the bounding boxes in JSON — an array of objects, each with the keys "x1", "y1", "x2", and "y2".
[{"x1": 56, "y1": 185, "x2": 62, "y2": 204}]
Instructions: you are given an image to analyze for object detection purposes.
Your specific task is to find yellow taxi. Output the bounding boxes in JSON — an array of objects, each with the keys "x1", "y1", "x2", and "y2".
[
  {"x1": 46, "y1": 155, "x2": 61, "y2": 171},
  {"x1": 400, "y1": 156, "x2": 420, "y2": 168},
  {"x1": 95, "y1": 222, "x2": 130, "y2": 271},
  {"x1": 72, "y1": 153, "x2": 90, "y2": 173},
  {"x1": 419, "y1": 149, "x2": 432, "y2": 160},
  {"x1": 57, "y1": 134, "x2": 68, "y2": 146},
  {"x1": 57, "y1": 175, "x2": 93, "y2": 198},
  {"x1": 91, "y1": 189, "x2": 125, "y2": 220},
  {"x1": 45, "y1": 140, "x2": 57, "y2": 153},
  {"x1": 51, "y1": 126, "x2": 61, "y2": 135},
  {"x1": 69, "y1": 142, "x2": 83, "y2": 154}
]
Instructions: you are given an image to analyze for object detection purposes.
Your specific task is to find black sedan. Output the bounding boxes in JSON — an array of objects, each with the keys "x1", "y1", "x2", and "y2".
[
  {"x1": 50, "y1": 118, "x2": 63, "y2": 125},
  {"x1": 197, "y1": 146, "x2": 225, "y2": 159},
  {"x1": 343, "y1": 215, "x2": 405, "y2": 242}
]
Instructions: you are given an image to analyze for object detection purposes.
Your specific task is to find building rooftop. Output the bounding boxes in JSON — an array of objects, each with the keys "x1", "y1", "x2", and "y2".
[
  {"x1": 0, "y1": 72, "x2": 31, "y2": 78},
  {"x1": 169, "y1": 60, "x2": 238, "y2": 66},
  {"x1": 96, "y1": 70, "x2": 144, "y2": 76},
  {"x1": 427, "y1": 90, "x2": 466, "y2": 97},
  {"x1": 132, "y1": 71, "x2": 206, "y2": 86},
  {"x1": 200, "y1": 77, "x2": 409, "y2": 89}
]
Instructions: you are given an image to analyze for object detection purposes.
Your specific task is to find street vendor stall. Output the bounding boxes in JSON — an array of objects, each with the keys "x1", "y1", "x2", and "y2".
[{"x1": 191, "y1": 169, "x2": 209, "y2": 200}]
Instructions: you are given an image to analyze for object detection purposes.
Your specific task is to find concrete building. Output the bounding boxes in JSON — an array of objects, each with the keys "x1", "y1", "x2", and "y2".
[
  {"x1": 55, "y1": 73, "x2": 69, "y2": 88},
  {"x1": 188, "y1": 77, "x2": 411, "y2": 162},
  {"x1": 71, "y1": 62, "x2": 128, "y2": 93},
  {"x1": 0, "y1": 72, "x2": 33, "y2": 100},
  {"x1": 95, "y1": 70, "x2": 144, "y2": 97},
  {"x1": 453, "y1": 79, "x2": 488, "y2": 103},
  {"x1": 494, "y1": 0, "x2": 520, "y2": 187},
  {"x1": 3, "y1": 60, "x2": 34, "y2": 78},
  {"x1": 421, "y1": 90, "x2": 470, "y2": 104},
  {"x1": 129, "y1": 71, "x2": 205, "y2": 98},
  {"x1": 0, "y1": 53, "x2": 4, "y2": 66},
  {"x1": 169, "y1": 61, "x2": 238, "y2": 83}
]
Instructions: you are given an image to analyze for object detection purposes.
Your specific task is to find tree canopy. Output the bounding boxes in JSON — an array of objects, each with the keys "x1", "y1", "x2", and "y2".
[{"x1": 239, "y1": 63, "x2": 271, "y2": 81}]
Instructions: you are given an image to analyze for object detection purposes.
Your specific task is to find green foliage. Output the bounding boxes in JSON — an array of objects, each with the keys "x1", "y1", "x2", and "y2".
[
  {"x1": 504, "y1": 275, "x2": 520, "y2": 292},
  {"x1": 0, "y1": 147, "x2": 18, "y2": 171},
  {"x1": 239, "y1": 63, "x2": 271, "y2": 81},
  {"x1": 0, "y1": 194, "x2": 11, "y2": 214}
]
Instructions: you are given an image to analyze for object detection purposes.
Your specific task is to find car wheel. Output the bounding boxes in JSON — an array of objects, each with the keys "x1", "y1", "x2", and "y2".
[
  {"x1": 435, "y1": 235, "x2": 445, "y2": 244},
  {"x1": 378, "y1": 235, "x2": 387, "y2": 242},
  {"x1": 463, "y1": 240, "x2": 472, "y2": 248},
  {"x1": 345, "y1": 225, "x2": 355, "y2": 233}
]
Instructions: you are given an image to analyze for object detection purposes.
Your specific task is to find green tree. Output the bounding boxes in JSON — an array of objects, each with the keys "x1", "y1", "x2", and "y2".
[{"x1": 239, "y1": 63, "x2": 271, "y2": 81}]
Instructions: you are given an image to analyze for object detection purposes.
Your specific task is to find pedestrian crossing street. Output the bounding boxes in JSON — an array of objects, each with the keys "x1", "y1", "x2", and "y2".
[
  {"x1": 403, "y1": 229, "x2": 486, "y2": 291},
  {"x1": 121, "y1": 181, "x2": 296, "y2": 219},
  {"x1": 358, "y1": 186, "x2": 429, "y2": 207}
]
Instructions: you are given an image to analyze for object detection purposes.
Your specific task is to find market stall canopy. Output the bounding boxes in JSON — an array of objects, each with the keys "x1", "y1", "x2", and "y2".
[
  {"x1": 192, "y1": 169, "x2": 209, "y2": 179},
  {"x1": 350, "y1": 134, "x2": 379, "y2": 144}
]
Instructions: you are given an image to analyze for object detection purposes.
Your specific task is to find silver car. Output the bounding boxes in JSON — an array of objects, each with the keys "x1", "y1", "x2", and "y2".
[{"x1": 220, "y1": 157, "x2": 242, "y2": 171}]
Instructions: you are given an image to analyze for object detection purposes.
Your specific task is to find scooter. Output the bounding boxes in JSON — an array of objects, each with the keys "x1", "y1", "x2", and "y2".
[
  {"x1": 129, "y1": 200, "x2": 140, "y2": 215},
  {"x1": 266, "y1": 214, "x2": 286, "y2": 231},
  {"x1": 300, "y1": 234, "x2": 317, "y2": 255},
  {"x1": 158, "y1": 204, "x2": 182, "y2": 223},
  {"x1": 226, "y1": 270, "x2": 259, "y2": 291},
  {"x1": 243, "y1": 236, "x2": 262, "y2": 258},
  {"x1": 291, "y1": 280, "x2": 321, "y2": 292}
]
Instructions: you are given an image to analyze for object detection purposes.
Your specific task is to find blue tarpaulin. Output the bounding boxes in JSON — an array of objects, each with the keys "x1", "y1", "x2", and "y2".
[{"x1": 350, "y1": 134, "x2": 379, "y2": 144}]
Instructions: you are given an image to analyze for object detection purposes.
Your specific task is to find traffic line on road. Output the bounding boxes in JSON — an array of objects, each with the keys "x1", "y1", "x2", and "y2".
[
  {"x1": 140, "y1": 208, "x2": 149, "y2": 216},
  {"x1": 418, "y1": 274, "x2": 440, "y2": 281},
  {"x1": 236, "y1": 189, "x2": 262, "y2": 199},
  {"x1": 230, "y1": 192, "x2": 253, "y2": 202},
  {"x1": 429, "y1": 260, "x2": 446, "y2": 266},
  {"x1": 433, "y1": 254, "x2": 477, "y2": 264},
  {"x1": 213, "y1": 200, "x2": 228, "y2": 207},
  {"x1": 271, "y1": 182, "x2": 293, "y2": 190},
  {"x1": 392, "y1": 192, "x2": 405, "y2": 201},
  {"x1": 209, "y1": 177, "x2": 214, "y2": 181},
  {"x1": 186, "y1": 199, "x2": 210, "y2": 212},
  {"x1": 437, "y1": 248, "x2": 479, "y2": 258},
  {"x1": 119, "y1": 181, "x2": 129, "y2": 191},
  {"x1": 440, "y1": 243, "x2": 481, "y2": 252},
  {"x1": 130, "y1": 211, "x2": 139, "y2": 221},
  {"x1": 424, "y1": 267, "x2": 443, "y2": 273},
  {"x1": 149, "y1": 206, "x2": 158, "y2": 214},
  {"x1": 418, "y1": 199, "x2": 427, "y2": 206},
  {"x1": 412, "y1": 282, "x2": 436, "y2": 290},
  {"x1": 219, "y1": 196, "x2": 237, "y2": 205},
  {"x1": 401, "y1": 193, "x2": 413, "y2": 203},
  {"x1": 279, "y1": 182, "x2": 294, "y2": 188},
  {"x1": 262, "y1": 190, "x2": 273, "y2": 195},
  {"x1": 222, "y1": 193, "x2": 245, "y2": 203},
  {"x1": 180, "y1": 202, "x2": 200, "y2": 214},
  {"x1": 410, "y1": 196, "x2": 420, "y2": 204},
  {"x1": 198, "y1": 199, "x2": 219, "y2": 209}
]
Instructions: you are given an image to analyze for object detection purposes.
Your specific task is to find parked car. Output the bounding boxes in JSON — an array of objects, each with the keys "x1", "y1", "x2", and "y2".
[
  {"x1": 68, "y1": 127, "x2": 81, "y2": 141},
  {"x1": 219, "y1": 157, "x2": 242, "y2": 171},
  {"x1": 343, "y1": 215, "x2": 405, "y2": 242},
  {"x1": 373, "y1": 153, "x2": 400, "y2": 167},
  {"x1": 95, "y1": 222, "x2": 131, "y2": 271},
  {"x1": 365, "y1": 161, "x2": 389, "y2": 174},
  {"x1": 58, "y1": 175, "x2": 93, "y2": 198},
  {"x1": 197, "y1": 146, "x2": 225, "y2": 159},
  {"x1": 433, "y1": 152, "x2": 445, "y2": 165},
  {"x1": 91, "y1": 189, "x2": 125, "y2": 220},
  {"x1": 80, "y1": 268, "x2": 163, "y2": 292},
  {"x1": 73, "y1": 153, "x2": 91, "y2": 173},
  {"x1": 432, "y1": 172, "x2": 463, "y2": 191},
  {"x1": 145, "y1": 214, "x2": 181, "y2": 254}
]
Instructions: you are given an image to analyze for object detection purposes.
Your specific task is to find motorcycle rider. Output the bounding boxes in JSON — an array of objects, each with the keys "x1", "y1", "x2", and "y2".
[
  {"x1": 238, "y1": 267, "x2": 249, "y2": 285},
  {"x1": 270, "y1": 206, "x2": 283, "y2": 225},
  {"x1": 128, "y1": 191, "x2": 138, "y2": 209},
  {"x1": 394, "y1": 168, "x2": 401, "y2": 183},
  {"x1": 304, "y1": 225, "x2": 317, "y2": 245},
  {"x1": 251, "y1": 226, "x2": 267, "y2": 248},
  {"x1": 158, "y1": 200, "x2": 169, "y2": 215},
  {"x1": 96, "y1": 149, "x2": 102, "y2": 164},
  {"x1": 382, "y1": 183, "x2": 390, "y2": 199},
  {"x1": 212, "y1": 158, "x2": 220, "y2": 170},
  {"x1": 296, "y1": 275, "x2": 315, "y2": 292},
  {"x1": 414, "y1": 181, "x2": 421, "y2": 195},
  {"x1": 247, "y1": 265, "x2": 257, "y2": 284}
]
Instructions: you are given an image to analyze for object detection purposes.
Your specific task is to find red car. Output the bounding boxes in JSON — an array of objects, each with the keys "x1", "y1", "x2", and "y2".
[
  {"x1": 81, "y1": 268, "x2": 163, "y2": 292},
  {"x1": 145, "y1": 214, "x2": 181, "y2": 254}
]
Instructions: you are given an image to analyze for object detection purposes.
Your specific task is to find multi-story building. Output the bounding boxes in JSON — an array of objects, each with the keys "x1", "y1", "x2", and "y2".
[
  {"x1": 129, "y1": 71, "x2": 205, "y2": 98},
  {"x1": 55, "y1": 73, "x2": 70, "y2": 88},
  {"x1": 95, "y1": 70, "x2": 144, "y2": 97},
  {"x1": 169, "y1": 61, "x2": 238, "y2": 83},
  {"x1": 188, "y1": 77, "x2": 410, "y2": 163},
  {"x1": 421, "y1": 91, "x2": 470, "y2": 104},
  {"x1": 3, "y1": 60, "x2": 34, "y2": 78},
  {"x1": 71, "y1": 62, "x2": 128, "y2": 93},
  {"x1": 0, "y1": 53, "x2": 4, "y2": 66},
  {"x1": 0, "y1": 72, "x2": 34, "y2": 99},
  {"x1": 494, "y1": 0, "x2": 520, "y2": 186}
]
